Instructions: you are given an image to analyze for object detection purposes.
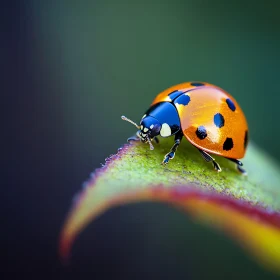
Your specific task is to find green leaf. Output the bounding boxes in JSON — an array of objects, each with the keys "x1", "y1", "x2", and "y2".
[{"x1": 59, "y1": 139, "x2": 280, "y2": 274}]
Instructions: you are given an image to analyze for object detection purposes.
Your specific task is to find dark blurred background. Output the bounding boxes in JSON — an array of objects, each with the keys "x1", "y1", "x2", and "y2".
[{"x1": 4, "y1": 0, "x2": 280, "y2": 279}]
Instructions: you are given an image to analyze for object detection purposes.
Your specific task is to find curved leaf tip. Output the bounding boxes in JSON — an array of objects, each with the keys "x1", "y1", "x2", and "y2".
[{"x1": 59, "y1": 139, "x2": 280, "y2": 274}]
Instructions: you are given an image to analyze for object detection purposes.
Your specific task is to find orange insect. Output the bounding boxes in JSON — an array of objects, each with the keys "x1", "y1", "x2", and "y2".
[{"x1": 122, "y1": 82, "x2": 248, "y2": 174}]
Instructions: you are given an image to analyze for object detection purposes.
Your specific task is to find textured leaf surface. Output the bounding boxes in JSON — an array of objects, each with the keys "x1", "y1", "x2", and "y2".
[{"x1": 60, "y1": 139, "x2": 280, "y2": 273}]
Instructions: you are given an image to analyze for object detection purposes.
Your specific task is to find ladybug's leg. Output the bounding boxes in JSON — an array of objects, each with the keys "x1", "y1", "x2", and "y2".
[
  {"x1": 127, "y1": 134, "x2": 160, "y2": 144},
  {"x1": 227, "y1": 158, "x2": 247, "y2": 175},
  {"x1": 154, "y1": 137, "x2": 160, "y2": 144},
  {"x1": 198, "y1": 149, "x2": 222, "y2": 172},
  {"x1": 162, "y1": 131, "x2": 183, "y2": 165},
  {"x1": 127, "y1": 134, "x2": 140, "y2": 143}
]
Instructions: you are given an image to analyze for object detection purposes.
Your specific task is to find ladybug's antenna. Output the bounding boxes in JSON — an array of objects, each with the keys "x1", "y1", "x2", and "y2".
[
  {"x1": 147, "y1": 137, "x2": 154, "y2": 150},
  {"x1": 121, "y1": 115, "x2": 154, "y2": 150},
  {"x1": 121, "y1": 116, "x2": 140, "y2": 129}
]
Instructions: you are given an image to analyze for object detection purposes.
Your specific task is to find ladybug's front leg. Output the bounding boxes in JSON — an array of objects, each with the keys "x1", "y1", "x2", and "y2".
[
  {"x1": 162, "y1": 131, "x2": 183, "y2": 165},
  {"x1": 127, "y1": 133, "x2": 159, "y2": 144},
  {"x1": 127, "y1": 134, "x2": 140, "y2": 143},
  {"x1": 127, "y1": 130, "x2": 143, "y2": 143}
]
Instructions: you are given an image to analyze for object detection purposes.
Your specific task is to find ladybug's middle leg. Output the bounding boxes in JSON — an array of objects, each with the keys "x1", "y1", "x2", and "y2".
[
  {"x1": 197, "y1": 149, "x2": 222, "y2": 172},
  {"x1": 162, "y1": 131, "x2": 183, "y2": 165}
]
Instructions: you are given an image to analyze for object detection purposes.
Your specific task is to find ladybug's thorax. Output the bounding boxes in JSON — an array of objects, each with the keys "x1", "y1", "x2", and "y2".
[{"x1": 142, "y1": 102, "x2": 181, "y2": 138}]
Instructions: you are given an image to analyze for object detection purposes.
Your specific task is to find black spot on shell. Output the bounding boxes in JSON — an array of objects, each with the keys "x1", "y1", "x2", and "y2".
[
  {"x1": 190, "y1": 82, "x2": 205, "y2": 87},
  {"x1": 214, "y1": 113, "x2": 225, "y2": 128},
  {"x1": 223, "y1": 137, "x2": 234, "y2": 151},
  {"x1": 196, "y1": 126, "x2": 207, "y2": 140},
  {"x1": 175, "y1": 94, "x2": 191, "y2": 106},
  {"x1": 226, "y1": 98, "x2": 236, "y2": 111},
  {"x1": 244, "y1": 130, "x2": 248, "y2": 149},
  {"x1": 168, "y1": 90, "x2": 184, "y2": 101}
]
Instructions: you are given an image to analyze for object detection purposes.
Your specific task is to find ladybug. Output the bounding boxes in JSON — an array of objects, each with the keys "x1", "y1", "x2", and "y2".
[{"x1": 121, "y1": 82, "x2": 248, "y2": 174}]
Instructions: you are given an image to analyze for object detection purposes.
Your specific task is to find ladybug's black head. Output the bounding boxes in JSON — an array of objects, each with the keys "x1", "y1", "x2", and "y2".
[
  {"x1": 121, "y1": 115, "x2": 161, "y2": 150},
  {"x1": 139, "y1": 116, "x2": 161, "y2": 142}
]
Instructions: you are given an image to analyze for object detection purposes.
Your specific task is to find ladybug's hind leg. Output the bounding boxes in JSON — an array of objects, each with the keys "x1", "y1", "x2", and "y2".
[
  {"x1": 227, "y1": 158, "x2": 247, "y2": 175},
  {"x1": 197, "y1": 149, "x2": 222, "y2": 172}
]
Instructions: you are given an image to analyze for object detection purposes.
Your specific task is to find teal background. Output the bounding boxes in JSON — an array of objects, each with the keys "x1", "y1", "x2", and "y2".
[
  {"x1": 29, "y1": 0, "x2": 280, "y2": 166},
  {"x1": 7, "y1": 1, "x2": 280, "y2": 279}
]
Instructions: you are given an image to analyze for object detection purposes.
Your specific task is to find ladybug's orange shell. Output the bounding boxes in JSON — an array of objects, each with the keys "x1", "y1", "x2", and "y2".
[{"x1": 151, "y1": 82, "x2": 248, "y2": 159}]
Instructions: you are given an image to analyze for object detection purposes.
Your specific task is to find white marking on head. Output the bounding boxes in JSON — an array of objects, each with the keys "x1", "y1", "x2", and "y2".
[
  {"x1": 160, "y1": 123, "x2": 171, "y2": 137},
  {"x1": 144, "y1": 127, "x2": 148, "y2": 132},
  {"x1": 150, "y1": 124, "x2": 154, "y2": 129},
  {"x1": 141, "y1": 133, "x2": 147, "y2": 137},
  {"x1": 142, "y1": 114, "x2": 146, "y2": 119}
]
